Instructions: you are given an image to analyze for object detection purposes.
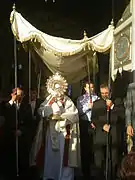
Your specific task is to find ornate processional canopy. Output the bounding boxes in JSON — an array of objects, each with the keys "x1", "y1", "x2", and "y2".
[
  {"x1": 10, "y1": 8, "x2": 114, "y2": 83},
  {"x1": 46, "y1": 72, "x2": 68, "y2": 97}
]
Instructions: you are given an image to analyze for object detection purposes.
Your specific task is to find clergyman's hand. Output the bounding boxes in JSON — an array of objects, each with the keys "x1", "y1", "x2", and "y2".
[
  {"x1": 127, "y1": 125, "x2": 134, "y2": 137},
  {"x1": 103, "y1": 124, "x2": 110, "y2": 133}
]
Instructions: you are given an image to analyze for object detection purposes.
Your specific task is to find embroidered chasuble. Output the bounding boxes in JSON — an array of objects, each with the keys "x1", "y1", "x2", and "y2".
[{"x1": 30, "y1": 95, "x2": 80, "y2": 180}]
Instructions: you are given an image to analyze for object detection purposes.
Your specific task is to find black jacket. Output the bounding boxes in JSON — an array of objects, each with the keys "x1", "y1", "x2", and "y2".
[
  {"x1": 3, "y1": 96, "x2": 33, "y2": 145},
  {"x1": 91, "y1": 98, "x2": 124, "y2": 145}
]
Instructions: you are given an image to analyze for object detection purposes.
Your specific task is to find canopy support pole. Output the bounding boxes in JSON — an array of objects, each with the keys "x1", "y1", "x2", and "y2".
[
  {"x1": 105, "y1": 0, "x2": 115, "y2": 176},
  {"x1": 12, "y1": 3, "x2": 19, "y2": 177},
  {"x1": 105, "y1": 19, "x2": 114, "y2": 180},
  {"x1": 86, "y1": 55, "x2": 92, "y2": 100},
  {"x1": 37, "y1": 69, "x2": 41, "y2": 99},
  {"x1": 83, "y1": 31, "x2": 92, "y2": 100},
  {"x1": 28, "y1": 46, "x2": 31, "y2": 103},
  {"x1": 92, "y1": 52, "x2": 97, "y2": 88}
]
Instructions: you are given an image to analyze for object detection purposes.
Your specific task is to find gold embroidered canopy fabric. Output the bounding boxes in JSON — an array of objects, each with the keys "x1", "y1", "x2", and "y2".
[{"x1": 10, "y1": 10, "x2": 114, "y2": 83}]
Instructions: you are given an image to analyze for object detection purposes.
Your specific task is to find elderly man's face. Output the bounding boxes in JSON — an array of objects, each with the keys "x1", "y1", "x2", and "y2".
[{"x1": 100, "y1": 87, "x2": 109, "y2": 100}]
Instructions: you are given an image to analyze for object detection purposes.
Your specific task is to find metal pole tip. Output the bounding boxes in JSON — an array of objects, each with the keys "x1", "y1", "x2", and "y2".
[
  {"x1": 111, "y1": 19, "x2": 114, "y2": 26},
  {"x1": 13, "y1": 3, "x2": 16, "y2": 10}
]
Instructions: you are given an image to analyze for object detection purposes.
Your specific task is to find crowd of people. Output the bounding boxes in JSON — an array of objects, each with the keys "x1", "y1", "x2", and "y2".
[{"x1": 0, "y1": 77, "x2": 135, "y2": 180}]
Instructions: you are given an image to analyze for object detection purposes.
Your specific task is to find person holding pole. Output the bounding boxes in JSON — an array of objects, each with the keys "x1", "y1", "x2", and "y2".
[
  {"x1": 91, "y1": 83, "x2": 122, "y2": 180},
  {"x1": 77, "y1": 81, "x2": 98, "y2": 179},
  {"x1": 3, "y1": 87, "x2": 33, "y2": 179}
]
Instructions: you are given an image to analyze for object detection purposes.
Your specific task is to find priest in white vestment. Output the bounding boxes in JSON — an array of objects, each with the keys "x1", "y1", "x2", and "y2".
[{"x1": 30, "y1": 73, "x2": 80, "y2": 180}]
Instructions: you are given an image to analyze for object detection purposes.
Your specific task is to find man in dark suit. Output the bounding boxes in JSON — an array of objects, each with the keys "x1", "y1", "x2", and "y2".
[
  {"x1": 3, "y1": 87, "x2": 33, "y2": 180},
  {"x1": 91, "y1": 84, "x2": 124, "y2": 180}
]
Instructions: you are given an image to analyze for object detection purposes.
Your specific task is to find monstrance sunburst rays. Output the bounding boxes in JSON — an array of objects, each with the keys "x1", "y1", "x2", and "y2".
[{"x1": 46, "y1": 72, "x2": 68, "y2": 97}]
